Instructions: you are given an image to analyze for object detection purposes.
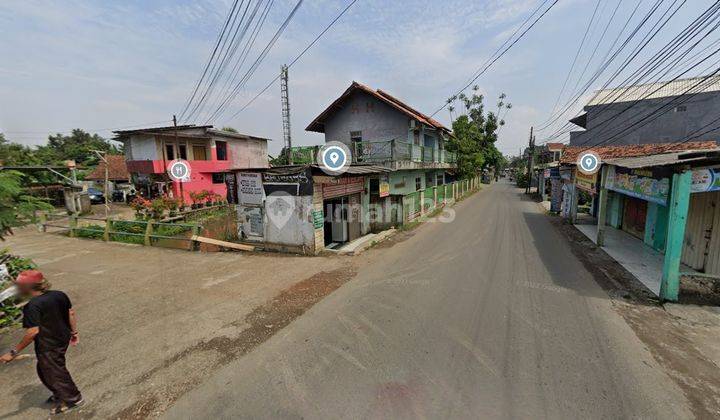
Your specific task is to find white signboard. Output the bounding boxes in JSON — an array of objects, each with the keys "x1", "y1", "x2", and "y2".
[{"x1": 238, "y1": 172, "x2": 264, "y2": 205}]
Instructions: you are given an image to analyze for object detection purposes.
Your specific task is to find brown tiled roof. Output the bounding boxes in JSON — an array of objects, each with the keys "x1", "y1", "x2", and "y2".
[
  {"x1": 85, "y1": 155, "x2": 130, "y2": 181},
  {"x1": 306, "y1": 81, "x2": 450, "y2": 133},
  {"x1": 545, "y1": 142, "x2": 564, "y2": 152},
  {"x1": 560, "y1": 141, "x2": 718, "y2": 164}
]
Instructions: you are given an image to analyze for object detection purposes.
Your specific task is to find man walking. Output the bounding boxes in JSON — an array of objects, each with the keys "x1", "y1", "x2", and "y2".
[{"x1": 1, "y1": 270, "x2": 83, "y2": 415}]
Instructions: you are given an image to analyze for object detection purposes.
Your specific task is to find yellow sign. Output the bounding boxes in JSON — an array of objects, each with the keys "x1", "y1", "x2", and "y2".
[
  {"x1": 379, "y1": 181, "x2": 390, "y2": 197},
  {"x1": 575, "y1": 170, "x2": 598, "y2": 194}
]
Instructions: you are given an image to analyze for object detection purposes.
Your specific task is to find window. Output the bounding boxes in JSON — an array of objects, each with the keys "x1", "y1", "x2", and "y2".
[
  {"x1": 350, "y1": 131, "x2": 362, "y2": 143},
  {"x1": 436, "y1": 173, "x2": 444, "y2": 185},
  {"x1": 426, "y1": 172, "x2": 434, "y2": 187},
  {"x1": 192, "y1": 145, "x2": 208, "y2": 160},
  {"x1": 178, "y1": 144, "x2": 187, "y2": 160},
  {"x1": 415, "y1": 176, "x2": 422, "y2": 191},
  {"x1": 212, "y1": 173, "x2": 226, "y2": 184},
  {"x1": 165, "y1": 144, "x2": 175, "y2": 161},
  {"x1": 216, "y1": 141, "x2": 228, "y2": 160}
]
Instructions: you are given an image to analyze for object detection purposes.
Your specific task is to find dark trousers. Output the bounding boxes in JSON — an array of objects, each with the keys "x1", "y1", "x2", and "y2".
[{"x1": 36, "y1": 346, "x2": 82, "y2": 404}]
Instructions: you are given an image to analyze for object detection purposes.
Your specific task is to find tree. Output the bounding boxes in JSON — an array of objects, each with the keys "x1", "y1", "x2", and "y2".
[
  {"x1": 221, "y1": 126, "x2": 239, "y2": 133},
  {"x1": 0, "y1": 170, "x2": 53, "y2": 239},
  {"x1": 446, "y1": 87, "x2": 511, "y2": 179},
  {"x1": 42, "y1": 129, "x2": 119, "y2": 166}
]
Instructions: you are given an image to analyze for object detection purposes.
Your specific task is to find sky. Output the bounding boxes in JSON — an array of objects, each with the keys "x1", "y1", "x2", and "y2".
[{"x1": 0, "y1": 0, "x2": 717, "y2": 157}]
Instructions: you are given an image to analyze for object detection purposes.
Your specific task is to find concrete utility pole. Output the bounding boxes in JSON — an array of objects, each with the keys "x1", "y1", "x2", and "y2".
[
  {"x1": 525, "y1": 127, "x2": 534, "y2": 194},
  {"x1": 281, "y1": 64, "x2": 293, "y2": 164}
]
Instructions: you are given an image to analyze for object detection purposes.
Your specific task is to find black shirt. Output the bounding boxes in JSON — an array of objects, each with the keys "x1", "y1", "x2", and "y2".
[{"x1": 22, "y1": 290, "x2": 73, "y2": 352}]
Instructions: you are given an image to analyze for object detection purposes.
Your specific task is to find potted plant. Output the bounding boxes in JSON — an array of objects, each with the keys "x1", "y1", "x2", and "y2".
[
  {"x1": 164, "y1": 196, "x2": 180, "y2": 217},
  {"x1": 130, "y1": 197, "x2": 151, "y2": 220},
  {"x1": 189, "y1": 191, "x2": 202, "y2": 209},
  {"x1": 149, "y1": 198, "x2": 168, "y2": 220}
]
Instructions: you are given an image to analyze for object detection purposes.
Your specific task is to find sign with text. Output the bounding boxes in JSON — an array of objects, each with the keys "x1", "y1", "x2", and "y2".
[
  {"x1": 606, "y1": 166, "x2": 669, "y2": 205},
  {"x1": 238, "y1": 172, "x2": 264, "y2": 205},
  {"x1": 379, "y1": 181, "x2": 390, "y2": 197},
  {"x1": 575, "y1": 170, "x2": 598, "y2": 194},
  {"x1": 691, "y1": 168, "x2": 720, "y2": 193}
]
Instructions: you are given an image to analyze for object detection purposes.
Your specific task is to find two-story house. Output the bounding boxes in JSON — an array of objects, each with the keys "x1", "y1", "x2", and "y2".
[
  {"x1": 569, "y1": 75, "x2": 720, "y2": 146},
  {"x1": 114, "y1": 125, "x2": 269, "y2": 202},
  {"x1": 306, "y1": 82, "x2": 457, "y2": 225}
]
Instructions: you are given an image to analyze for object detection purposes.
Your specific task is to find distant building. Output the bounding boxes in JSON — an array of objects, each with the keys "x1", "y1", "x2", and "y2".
[
  {"x1": 114, "y1": 125, "x2": 269, "y2": 201},
  {"x1": 569, "y1": 76, "x2": 720, "y2": 146},
  {"x1": 84, "y1": 154, "x2": 131, "y2": 194}
]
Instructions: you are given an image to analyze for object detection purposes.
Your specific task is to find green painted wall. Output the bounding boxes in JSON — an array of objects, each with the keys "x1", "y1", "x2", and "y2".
[
  {"x1": 388, "y1": 169, "x2": 444, "y2": 195},
  {"x1": 606, "y1": 192, "x2": 623, "y2": 228}
]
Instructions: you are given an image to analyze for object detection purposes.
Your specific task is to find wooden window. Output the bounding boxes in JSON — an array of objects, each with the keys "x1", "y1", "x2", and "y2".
[
  {"x1": 178, "y1": 144, "x2": 187, "y2": 160},
  {"x1": 415, "y1": 176, "x2": 422, "y2": 191},
  {"x1": 192, "y1": 145, "x2": 208, "y2": 160},
  {"x1": 216, "y1": 141, "x2": 228, "y2": 160},
  {"x1": 165, "y1": 144, "x2": 175, "y2": 161}
]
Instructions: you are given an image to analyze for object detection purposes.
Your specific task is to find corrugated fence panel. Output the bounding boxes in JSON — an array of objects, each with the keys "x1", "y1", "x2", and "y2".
[
  {"x1": 682, "y1": 191, "x2": 720, "y2": 273},
  {"x1": 703, "y1": 192, "x2": 720, "y2": 275}
]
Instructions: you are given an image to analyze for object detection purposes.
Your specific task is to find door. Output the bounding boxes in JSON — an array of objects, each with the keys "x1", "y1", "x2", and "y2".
[
  {"x1": 682, "y1": 191, "x2": 718, "y2": 272},
  {"x1": 622, "y1": 197, "x2": 647, "y2": 239},
  {"x1": 327, "y1": 198, "x2": 348, "y2": 243}
]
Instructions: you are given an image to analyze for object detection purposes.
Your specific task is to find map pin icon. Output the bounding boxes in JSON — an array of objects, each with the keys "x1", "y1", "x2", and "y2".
[{"x1": 330, "y1": 152, "x2": 340, "y2": 165}]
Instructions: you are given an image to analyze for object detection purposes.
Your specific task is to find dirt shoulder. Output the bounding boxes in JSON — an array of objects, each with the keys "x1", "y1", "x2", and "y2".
[
  {"x1": 0, "y1": 228, "x2": 357, "y2": 419},
  {"x1": 551, "y1": 217, "x2": 720, "y2": 418}
]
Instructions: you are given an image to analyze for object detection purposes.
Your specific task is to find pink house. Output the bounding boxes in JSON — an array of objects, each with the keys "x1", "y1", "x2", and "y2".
[{"x1": 114, "y1": 125, "x2": 269, "y2": 202}]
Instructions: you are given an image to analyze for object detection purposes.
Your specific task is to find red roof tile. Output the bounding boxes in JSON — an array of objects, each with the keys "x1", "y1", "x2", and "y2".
[
  {"x1": 306, "y1": 82, "x2": 450, "y2": 133},
  {"x1": 545, "y1": 142, "x2": 564, "y2": 152},
  {"x1": 85, "y1": 155, "x2": 130, "y2": 181},
  {"x1": 560, "y1": 141, "x2": 718, "y2": 164}
]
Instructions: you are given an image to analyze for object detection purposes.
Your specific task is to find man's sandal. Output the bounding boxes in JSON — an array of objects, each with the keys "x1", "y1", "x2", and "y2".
[{"x1": 50, "y1": 399, "x2": 85, "y2": 415}]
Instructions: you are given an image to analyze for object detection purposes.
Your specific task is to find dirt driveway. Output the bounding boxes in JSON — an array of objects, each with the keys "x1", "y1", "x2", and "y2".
[{"x1": 0, "y1": 227, "x2": 356, "y2": 418}]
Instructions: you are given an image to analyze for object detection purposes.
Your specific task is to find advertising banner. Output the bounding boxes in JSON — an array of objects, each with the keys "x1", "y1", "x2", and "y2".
[
  {"x1": 691, "y1": 168, "x2": 720, "y2": 193},
  {"x1": 606, "y1": 166, "x2": 669, "y2": 205}
]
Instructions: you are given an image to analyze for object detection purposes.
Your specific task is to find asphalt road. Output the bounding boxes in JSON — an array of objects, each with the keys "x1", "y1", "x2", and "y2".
[{"x1": 165, "y1": 181, "x2": 692, "y2": 419}]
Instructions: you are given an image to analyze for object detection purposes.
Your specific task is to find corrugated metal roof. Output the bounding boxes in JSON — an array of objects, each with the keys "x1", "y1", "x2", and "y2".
[
  {"x1": 604, "y1": 149, "x2": 720, "y2": 168},
  {"x1": 587, "y1": 75, "x2": 720, "y2": 106}
]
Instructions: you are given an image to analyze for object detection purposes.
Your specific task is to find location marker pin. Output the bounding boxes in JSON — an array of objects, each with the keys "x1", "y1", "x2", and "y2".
[{"x1": 330, "y1": 152, "x2": 340, "y2": 165}]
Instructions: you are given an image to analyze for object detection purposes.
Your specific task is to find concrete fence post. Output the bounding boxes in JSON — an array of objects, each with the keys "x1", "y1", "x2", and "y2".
[
  {"x1": 38, "y1": 212, "x2": 47, "y2": 233},
  {"x1": 144, "y1": 220, "x2": 154, "y2": 246},
  {"x1": 103, "y1": 218, "x2": 112, "y2": 242},
  {"x1": 69, "y1": 215, "x2": 78, "y2": 238}
]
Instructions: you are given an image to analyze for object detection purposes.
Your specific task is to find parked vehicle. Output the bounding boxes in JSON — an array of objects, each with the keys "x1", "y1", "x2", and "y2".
[{"x1": 87, "y1": 188, "x2": 105, "y2": 204}]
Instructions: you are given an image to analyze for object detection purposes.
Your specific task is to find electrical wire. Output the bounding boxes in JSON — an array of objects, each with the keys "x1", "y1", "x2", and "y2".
[
  {"x1": 429, "y1": 0, "x2": 561, "y2": 118},
  {"x1": 225, "y1": 0, "x2": 360, "y2": 121}
]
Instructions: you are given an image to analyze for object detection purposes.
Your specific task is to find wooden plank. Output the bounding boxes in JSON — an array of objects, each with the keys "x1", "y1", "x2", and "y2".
[{"x1": 191, "y1": 235, "x2": 255, "y2": 251}]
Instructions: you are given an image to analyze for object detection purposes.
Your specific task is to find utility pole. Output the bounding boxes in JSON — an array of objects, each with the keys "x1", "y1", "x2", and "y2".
[
  {"x1": 525, "y1": 127, "x2": 534, "y2": 194},
  {"x1": 281, "y1": 64, "x2": 292, "y2": 164},
  {"x1": 92, "y1": 150, "x2": 111, "y2": 219},
  {"x1": 173, "y1": 114, "x2": 185, "y2": 208}
]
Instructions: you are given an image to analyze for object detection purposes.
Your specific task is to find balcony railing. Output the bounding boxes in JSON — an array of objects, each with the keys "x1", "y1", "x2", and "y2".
[
  {"x1": 284, "y1": 140, "x2": 457, "y2": 166},
  {"x1": 353, "y1": 140, "x2": 456, "y2": 164}
]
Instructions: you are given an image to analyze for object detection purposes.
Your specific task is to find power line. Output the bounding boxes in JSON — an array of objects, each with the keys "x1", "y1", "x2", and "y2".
[
  {"x1": 203, "y1": 0, "x2": 305, "y2": 123},
  {"x1": 430, "y1": 0, "x2": 561, "y2": 118},
  {"x1": 545, "y1": 0, "x2": 602, "y2": 121},
  {"x1": 178, "y1": 0, "x2": 243, "y2": 121},
  {"x1": 225, "y1": 0, "x2": 360, "y2": 121},
  {"x1": 538, "y1": 0, "x2": 717, "y2": 144}
]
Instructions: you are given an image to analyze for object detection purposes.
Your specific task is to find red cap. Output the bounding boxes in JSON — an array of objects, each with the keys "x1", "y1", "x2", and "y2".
[{"x1": 15, "y1": 270, "x2": 44, "y2": 285}]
